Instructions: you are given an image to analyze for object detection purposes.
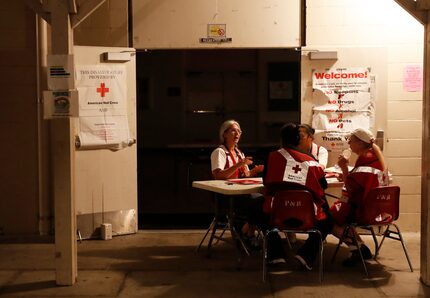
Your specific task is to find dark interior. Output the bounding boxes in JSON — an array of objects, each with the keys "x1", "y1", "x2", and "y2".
[{"x1": 136, "y1": 49, "x2": 301, "y2": 228}]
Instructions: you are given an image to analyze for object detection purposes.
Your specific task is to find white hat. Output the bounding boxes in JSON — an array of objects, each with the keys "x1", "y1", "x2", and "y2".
[{"x1": 350, "y1": 128, "x2": 374, "y2": 144}]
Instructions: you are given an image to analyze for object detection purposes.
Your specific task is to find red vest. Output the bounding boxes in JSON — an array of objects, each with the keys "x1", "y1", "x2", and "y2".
[
  {"x1": 263, "y1": 148, "x2": 326, "y2": 218},
  {"x1": 222, "y1": 146, "x2": 246, "y2": 179},
  {"x1": 343, "y1": 148, "x2": 384, "y2": 207}
]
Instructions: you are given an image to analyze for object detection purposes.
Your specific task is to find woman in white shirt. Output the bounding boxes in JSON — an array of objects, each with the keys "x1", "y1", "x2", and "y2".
[
  {"x1": 210, "y1": 120, "x2": 264, "y2": 248},
  {"x1": 211, "y1": 120, "x2": 264, "y2": 179}
]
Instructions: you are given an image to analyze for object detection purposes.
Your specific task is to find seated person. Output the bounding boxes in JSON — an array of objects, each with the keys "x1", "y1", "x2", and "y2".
[
  {"x1": 263, "y1": 123, "x2": 333, "y2": 268},
  {"x1": 297, "y1": 124, "x2": 329, "y2": 169},
  {"x1": 210, "y1": 119, "x2": 264, "y2": 248},
  {"x1": 330, "y1": 128, "x2": 387, "y2": 266}
]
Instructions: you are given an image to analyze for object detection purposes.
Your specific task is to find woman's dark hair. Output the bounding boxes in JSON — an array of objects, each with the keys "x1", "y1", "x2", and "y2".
[
  {"x1": 280, "y1": 123, "x2": 301, "y2": 148},
  {"x1": 299, "y1": 123, "x2": 315, "y2": 136}
]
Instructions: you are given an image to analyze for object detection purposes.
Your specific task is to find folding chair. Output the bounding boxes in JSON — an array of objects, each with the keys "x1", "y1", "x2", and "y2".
[
  {"x1": 331, "y1": 185, "x2": 413, "y2": 277},
  {"x1": 262, "y1": 190, "x2": 323, "y2": 283}
]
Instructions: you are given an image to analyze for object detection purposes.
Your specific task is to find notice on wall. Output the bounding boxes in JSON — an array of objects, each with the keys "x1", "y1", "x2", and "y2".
[
  {"x1": 314, "y1": 130, "x2": 350, "y2": 153},
  {"x1": 311, "y1": 67, "x2": 373, "y2": 132},
  {"x1": 75, "y1": 65, "x2": 130, "y2": 150},
  {"x1": 47, "y1": 54, "x2": 75, "y2": 90},
  {"x1": 310, "y1": 67, "x2": 375, "y2": 165},
  {"x1": 312, "y1": 68, "x2": 370, "y2": 91},
  {"x1": 43, "y1": 90, "x2": 79, "y2": 119},
  {"x1": 403, "y1": 64, "x2": 423, "y2": 92},
  {"x1": 312, "y1": 111, "x2": 371, "y2": 132}
]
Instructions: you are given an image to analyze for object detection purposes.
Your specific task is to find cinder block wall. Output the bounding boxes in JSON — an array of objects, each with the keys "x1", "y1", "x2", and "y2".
[{"x1": 302, "y1": 0, "x2": 424, "y2": 231}]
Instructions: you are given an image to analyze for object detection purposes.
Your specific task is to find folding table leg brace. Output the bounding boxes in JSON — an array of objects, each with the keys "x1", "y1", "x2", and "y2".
[{"x1": 196, "y1": 194, "x2": 250, "y2": 263}]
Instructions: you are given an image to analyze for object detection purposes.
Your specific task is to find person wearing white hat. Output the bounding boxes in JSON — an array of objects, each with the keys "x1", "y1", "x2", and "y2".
[{"x1": 330, "y1": 127, "x2": 387, "y2": 267}]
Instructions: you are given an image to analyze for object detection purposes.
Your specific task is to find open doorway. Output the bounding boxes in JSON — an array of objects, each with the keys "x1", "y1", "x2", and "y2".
[{"x1": 136, "y1": 49, "x2": 301, "y2": 228}]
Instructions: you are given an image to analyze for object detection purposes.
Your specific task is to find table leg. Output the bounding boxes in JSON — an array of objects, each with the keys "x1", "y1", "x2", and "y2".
[
  {"x1": 195, "y1": 217, "x2": 215, "y2": 253},
  {"x1": 228, "y1": 196, "x2": 251, "y2": 258}
]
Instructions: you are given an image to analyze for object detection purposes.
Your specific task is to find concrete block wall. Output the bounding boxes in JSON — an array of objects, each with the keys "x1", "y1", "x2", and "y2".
[{"x1": 304, "y1": 0, "x2": 424, "y2": 231}]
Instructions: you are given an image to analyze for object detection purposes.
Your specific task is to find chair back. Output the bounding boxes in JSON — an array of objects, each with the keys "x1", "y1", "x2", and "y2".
[
  {"x1": 269, "y1": 190, "x2": 316, "y2": 230},
  {"x1": 355, "y1": 185, "x2": 400, "y2": 225}
]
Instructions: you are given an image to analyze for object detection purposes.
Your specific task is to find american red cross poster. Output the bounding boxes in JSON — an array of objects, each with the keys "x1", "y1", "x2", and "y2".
[
  {"x1": 311, "y1": 67, "x2": 374, "y2": 153},
  {"x1": 75, "y1": 65, "x2": 130, "y2": 150}
]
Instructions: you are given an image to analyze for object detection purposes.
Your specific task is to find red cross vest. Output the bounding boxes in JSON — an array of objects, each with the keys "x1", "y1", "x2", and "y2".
[
  {"x1": 221, "y1": 145, "x2": 246, "y2": 179},
  {"x1": 263, "y1": 148, "x2": 326, "y2": 217},
  {"x1": 342, "y1": 148, "x2": 385, "y2": 207}
]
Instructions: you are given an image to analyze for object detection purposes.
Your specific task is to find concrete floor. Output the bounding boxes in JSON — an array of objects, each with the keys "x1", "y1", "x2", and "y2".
[{"x1": 0, "y1": 230, "x2": 427, "y2": 297}]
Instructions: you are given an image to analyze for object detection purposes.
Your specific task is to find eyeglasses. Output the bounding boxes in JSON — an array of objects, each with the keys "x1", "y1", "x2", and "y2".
[{"x1": 226, "y1": 128, "x2": 242, "y2": 134}]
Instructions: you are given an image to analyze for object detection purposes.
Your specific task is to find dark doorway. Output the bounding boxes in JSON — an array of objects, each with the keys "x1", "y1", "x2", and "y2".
[{"x1": 136, "y1": 49, "x2": 301, "y2": 228}]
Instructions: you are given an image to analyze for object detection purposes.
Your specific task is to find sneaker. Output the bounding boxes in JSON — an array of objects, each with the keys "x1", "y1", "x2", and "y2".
[
  {"x1": 243, "y1": 235, "x2": 261, "y2": 251},
  {"x1": 268, "y1": 258, "x2": 286, "y2": 265},
  {"x1": 360, "y1": 244, "x2": 372, "y2": 260},
  {"x1": 249, "y1": 236, "x2": 261, "y2": 251},
  {"x1": 294, "y1": 254, "x2": 312, "y2": 271}
]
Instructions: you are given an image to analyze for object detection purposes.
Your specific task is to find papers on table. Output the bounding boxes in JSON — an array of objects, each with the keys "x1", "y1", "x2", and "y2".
[{"x1": 227, "y1": 179, "x2": 263, "y2": 185}]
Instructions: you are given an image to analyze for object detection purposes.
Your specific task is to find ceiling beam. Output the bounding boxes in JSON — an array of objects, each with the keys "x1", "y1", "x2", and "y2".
[
  {"x1": 417, "y1": 0, "x2": 430, "y2": 10},
  {"x1": 68, "y1": 0, "x2": 77, "y2": 14},
  {"x1": 25, "y1": 0, "x2": 51, "y2": 24},
  {"x1": 70, "y1": 0, "x2": 107, "y2": 29},
  {"x1": 395, "y1": 0, "x2": 427, "y2": 24}
]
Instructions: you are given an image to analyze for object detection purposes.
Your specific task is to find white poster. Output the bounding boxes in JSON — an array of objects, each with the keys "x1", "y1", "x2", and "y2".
[
  {"x1": 312, "y1": 110, "x2": 371, "y2": 131},
  {"x1": 312, "y1": 89, "x2": 372, "y2": 112},
  {"x1": 311, "y1": 67, "x2": 373, "y2": 132},
  {"x1": 312, "y1": 67, "x2": 370, "y2": 91},
  {"x1": 314, "y1": 130, "x2": 351, "y2": 153},
  {"x1": 310, "y1": 67, "x2": 375, "y2": 166},
  {"x1": 75, "y1": 65, "x2": 130, "y2": 150}
]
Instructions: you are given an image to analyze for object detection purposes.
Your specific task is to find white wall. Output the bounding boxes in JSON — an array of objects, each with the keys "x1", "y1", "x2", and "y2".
[
  {"x1": 132, "y1": 0, "x2": 301, "y2": 49},
  {"x1": 303, "y1": 0, "x2": 424, "y2": 231}
]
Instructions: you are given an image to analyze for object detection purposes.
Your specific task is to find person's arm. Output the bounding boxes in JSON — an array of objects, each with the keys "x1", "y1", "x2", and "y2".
[
  {"x1": 248, "y1": 165, "x2": 264, "y2": 177},
  {"x1": 212, "y1": 159, "x2": 249, "y2": 180},
  {"x1": 210, "y1": 148, "x2": 254, "y2": 179},
  {"x1": 337, "y1": 154, "x2": 350, "y2": 181},
  {"x1": 317, "y1": 145, "x2": 329, "y2": 169}
]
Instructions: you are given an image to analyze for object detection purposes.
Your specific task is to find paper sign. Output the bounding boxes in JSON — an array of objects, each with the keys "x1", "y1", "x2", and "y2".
[
  {"x1": 312, "y1": 110, "x2": 371, "y2": 131},
  {"x1": 75, "y1": 65, "x2": 130, "y2": 149},
  {"x1": 313, "y1": 130, "x2": 351, "y2": 153},
  {"x1": 312, "y1": 67, "x2": 371, "y2": 91},
  {"x1": 47, "y1": 55, "x2": 75, "y2": 90},
  {"x1": 43, "y1": 90, "x2": 79, "y2": 119},
  {"x1": 403, "y1": 65, "x2": 423, "y2": 92}
]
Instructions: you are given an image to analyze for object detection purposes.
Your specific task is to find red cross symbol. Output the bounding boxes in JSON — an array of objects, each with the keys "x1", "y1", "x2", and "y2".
[
  {"x1": 292, "y1": 164, "x2": 302, "y2": 174},
  {"x1": 96, "y1": 83, "x2": 109, "y2": 97}
]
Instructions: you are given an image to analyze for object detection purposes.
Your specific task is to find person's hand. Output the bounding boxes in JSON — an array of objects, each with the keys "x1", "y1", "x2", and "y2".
[
  {"x1": 254, "y1": 164, "x2": 264, "y2": 173},
  {"x1": 240, "y1": 156, "x2": 254, "y2": 167},
  {"x1": 336, "y1": 173, "x2": 344, "y2": 182},
  {"x1": 337, "y1": 155, "x2": 349, "y2": 170}
]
